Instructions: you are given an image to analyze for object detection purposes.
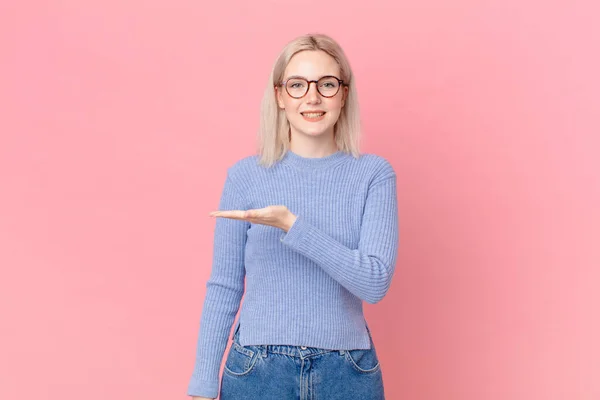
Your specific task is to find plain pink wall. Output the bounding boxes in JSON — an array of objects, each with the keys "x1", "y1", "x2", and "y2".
[{"x1": 1, "y1": 1, "x2": 598, "y2": 399}]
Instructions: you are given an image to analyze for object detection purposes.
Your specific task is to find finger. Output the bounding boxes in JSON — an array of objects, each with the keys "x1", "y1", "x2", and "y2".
[{"x1": 210, "y1": 210, "x2": 247, "y2": 219}]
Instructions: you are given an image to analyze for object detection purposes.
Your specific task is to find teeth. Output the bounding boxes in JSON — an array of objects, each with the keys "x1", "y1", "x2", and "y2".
[{"x1": 303, "y1": 112, "x2": 324, "y2": 118}]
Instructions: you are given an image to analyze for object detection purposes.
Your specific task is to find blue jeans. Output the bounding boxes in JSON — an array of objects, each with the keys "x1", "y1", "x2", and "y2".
[{"x1": 219, "y1": 324, "x2": 385, "y2": 400}]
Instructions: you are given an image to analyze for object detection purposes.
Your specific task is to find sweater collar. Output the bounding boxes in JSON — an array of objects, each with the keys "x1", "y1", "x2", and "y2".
[{"x1": 280, "y1": 149, "x2": 351, "y2": 171}]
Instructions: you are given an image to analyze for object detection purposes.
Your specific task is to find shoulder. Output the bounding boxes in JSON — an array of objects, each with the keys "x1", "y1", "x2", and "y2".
[
  {"x1": 222, "y1": 155, "x2": 264, "y2": 196},
  {"x1": 226, "y1": 154, "x2": 261, "y2": 178},
  {"x1": 355, "y1": 153, "x2": 396, "y2": 182}
]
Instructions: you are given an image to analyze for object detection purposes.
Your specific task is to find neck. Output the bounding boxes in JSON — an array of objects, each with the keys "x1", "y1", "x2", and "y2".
[{"x1": 289, "y1": 130, "x2": 337, "y2": 158}]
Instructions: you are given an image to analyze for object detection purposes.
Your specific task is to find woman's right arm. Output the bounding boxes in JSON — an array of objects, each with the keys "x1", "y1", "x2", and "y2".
[{"x1": 187, "y1": 170, "x2": 250, "y2": 398}]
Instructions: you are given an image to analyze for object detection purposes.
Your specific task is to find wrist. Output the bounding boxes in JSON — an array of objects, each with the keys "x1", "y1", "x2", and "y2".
[{"x1": 284, "y1": 212, "x2": 297, "y2": 232}]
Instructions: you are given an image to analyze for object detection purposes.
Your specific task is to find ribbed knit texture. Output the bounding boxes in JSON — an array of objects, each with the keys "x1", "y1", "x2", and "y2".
[{"x1": 187, "y1": 150, "x2": 399, "y2": 398}]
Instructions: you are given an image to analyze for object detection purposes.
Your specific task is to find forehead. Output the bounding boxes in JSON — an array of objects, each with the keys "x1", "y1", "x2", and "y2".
[{"x1": 284, "y1": 50, "x2": 340, "y2": 79}]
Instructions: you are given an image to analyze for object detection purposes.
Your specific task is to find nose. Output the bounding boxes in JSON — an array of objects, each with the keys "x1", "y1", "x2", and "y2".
[{"x1": 305, "y1": 81, "x2": 321, "y2": 104}]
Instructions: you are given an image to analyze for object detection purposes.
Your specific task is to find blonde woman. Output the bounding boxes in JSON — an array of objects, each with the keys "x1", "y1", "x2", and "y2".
[{"x1": 188, "y1": 33, "x2": 399, "y2": 400}]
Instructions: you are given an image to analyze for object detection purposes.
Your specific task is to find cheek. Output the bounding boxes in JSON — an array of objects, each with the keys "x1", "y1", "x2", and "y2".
[
  {"x1": 282, "y1": 98, "x2": 302, "y2": 115},
  {"x1": 282, "y1": 106, "x2": 299, "y2": 126},
  {"x1": 326, "y1": 99, "x2": 344, "y2": 119},
  {"x1": 328, "y1": 96, "x2": 344, "y2": 110}
]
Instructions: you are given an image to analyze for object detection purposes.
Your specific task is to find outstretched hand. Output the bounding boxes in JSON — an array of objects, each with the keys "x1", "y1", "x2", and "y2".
[{"x1": 209, "y1": 205, "x2": 297, "y2": 232}]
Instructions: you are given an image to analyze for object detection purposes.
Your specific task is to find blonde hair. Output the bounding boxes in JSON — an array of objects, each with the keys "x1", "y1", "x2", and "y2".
[{"x1": 256, "y1": 33, "x2": 362, "y2": 167}]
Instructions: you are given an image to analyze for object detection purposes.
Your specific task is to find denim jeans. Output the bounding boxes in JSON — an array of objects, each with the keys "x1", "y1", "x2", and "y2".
[{"x1": 219, "y1": 324, "x2": 385, "y2": 400}]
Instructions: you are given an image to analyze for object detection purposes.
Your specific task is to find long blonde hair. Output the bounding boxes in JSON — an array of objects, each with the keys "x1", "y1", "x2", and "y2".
[{"x1": 256, "y1": 33, "x2": 362, "y2": 167}]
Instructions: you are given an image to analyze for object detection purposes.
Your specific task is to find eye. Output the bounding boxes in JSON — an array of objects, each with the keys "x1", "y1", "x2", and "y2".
[
  {"x1": 287, "y1": 79, "x2": 307, "y2": 89},
  {"x1": 319, "y1": 78, "x2": 339, "y2": 88}
]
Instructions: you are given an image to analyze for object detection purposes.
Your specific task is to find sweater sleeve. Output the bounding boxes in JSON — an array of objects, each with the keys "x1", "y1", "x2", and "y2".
[
  {"x1": 187, "y1": 171, "x2": 249, "y2": 398},
  {"x1": 279, "y1": 171, "x2": 399, "y2": 304}
]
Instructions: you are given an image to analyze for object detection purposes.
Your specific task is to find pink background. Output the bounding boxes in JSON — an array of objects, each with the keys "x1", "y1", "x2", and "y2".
[{"x1": 1, "y1": 1, "x2": 598, "y2": 399}]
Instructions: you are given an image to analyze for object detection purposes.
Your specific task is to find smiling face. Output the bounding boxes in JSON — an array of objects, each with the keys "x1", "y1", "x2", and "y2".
[{"x1": 276, "y1": 50, "x2": 348, "y2": 141}]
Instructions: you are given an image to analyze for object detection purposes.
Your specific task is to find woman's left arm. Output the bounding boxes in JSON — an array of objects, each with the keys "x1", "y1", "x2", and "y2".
[{"x1": 278, "y1": 174, "x2": 399, "y2": 304}]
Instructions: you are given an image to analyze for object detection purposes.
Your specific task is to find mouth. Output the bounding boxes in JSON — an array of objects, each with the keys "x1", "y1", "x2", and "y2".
[{"x1": 300, "y1": 111, "x2": 326, "y2": 122}]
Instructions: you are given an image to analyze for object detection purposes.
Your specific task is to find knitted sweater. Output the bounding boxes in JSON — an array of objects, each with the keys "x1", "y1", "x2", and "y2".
[{"x1": 188, "y1": 150, "x2": 399, "y2": 398}]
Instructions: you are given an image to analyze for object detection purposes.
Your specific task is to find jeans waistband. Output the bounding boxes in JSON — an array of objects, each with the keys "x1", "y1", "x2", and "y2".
[{"x1": 231, "y1": 322, "x2": 373, "y2": 358}]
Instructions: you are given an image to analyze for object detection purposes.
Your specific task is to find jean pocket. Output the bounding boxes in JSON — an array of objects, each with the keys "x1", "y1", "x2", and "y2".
[
  {"x1": 345, "y1": 346, "x2": 381, "y2": 374},
  {"x1": 224, "y1": 342, "x2": 259, "y2": 376}
]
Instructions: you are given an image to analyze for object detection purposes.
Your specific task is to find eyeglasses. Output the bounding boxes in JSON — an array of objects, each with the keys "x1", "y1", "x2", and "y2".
[{"x1": 279, "y1": 75, "x2": 345, "y2": 99}]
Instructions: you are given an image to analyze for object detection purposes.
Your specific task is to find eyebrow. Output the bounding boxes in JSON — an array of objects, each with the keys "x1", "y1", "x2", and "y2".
[{"x1": 284, "y1": 74, "x2": 339, "y2": 80}]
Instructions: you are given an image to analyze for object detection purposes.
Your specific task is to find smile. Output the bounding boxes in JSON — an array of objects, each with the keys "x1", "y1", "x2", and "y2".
[{"x1": 300, "y1": 111, "x2": 326, "y2": 121}]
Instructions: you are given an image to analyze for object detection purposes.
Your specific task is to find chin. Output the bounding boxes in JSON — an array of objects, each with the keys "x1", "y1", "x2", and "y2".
[
  {"x1": 302, "y1": 129, "x2": 330, "y2": 137},
  {"x1": 295, "y1": 124, "x2": 333, "y2": 137}
]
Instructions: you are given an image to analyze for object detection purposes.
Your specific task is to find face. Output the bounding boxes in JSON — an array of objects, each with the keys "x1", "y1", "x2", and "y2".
[{"x1": 276, "y1": 50, "x2": 348, "y2": 140}]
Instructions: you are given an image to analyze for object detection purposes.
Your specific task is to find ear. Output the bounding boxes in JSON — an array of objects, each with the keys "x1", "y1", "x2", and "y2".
[
  {"x1": 341, "y1": 85, "x2": 349, "y2": 107},
  {"x1": 275, "y1": 85, "x2": 285, "y2": 109}
]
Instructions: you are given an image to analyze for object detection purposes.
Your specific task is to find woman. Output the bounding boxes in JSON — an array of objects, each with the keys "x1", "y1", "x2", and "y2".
[{"x1": 188, "y1": 33, "x2": 399, "y2": 400}]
